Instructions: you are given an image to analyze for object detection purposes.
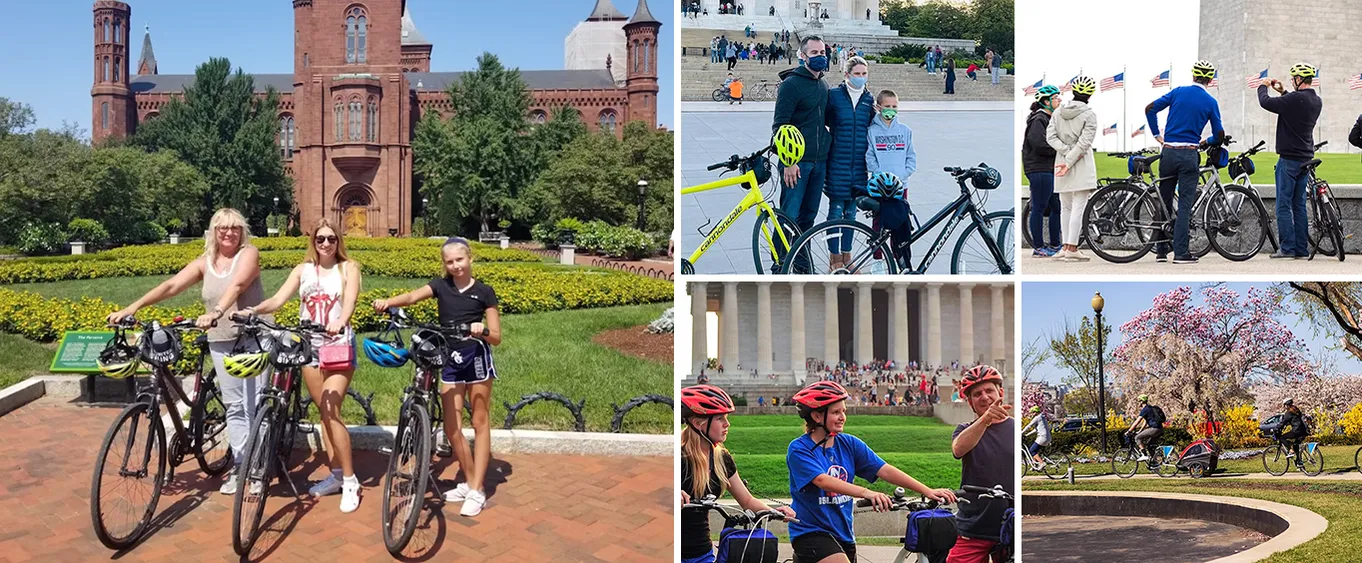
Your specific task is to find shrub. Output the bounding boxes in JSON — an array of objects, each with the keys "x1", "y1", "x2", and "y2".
[
  {"x1": 599, "y1": 226, "x2": 656, "y2": 260},
  {"x1": 66, "y1": 219, "x2": 109, "y2": 247},
  {"x1": 121, "y1": 221, "x2": 167, "y2": 245},
  {"x1": 1217, "y1": 404, "x2": 1264, "y2": 449},
  {"x1": 1343, "y1": 402, "x2": 1362, "y2": 439},
  {"x1": 1049, "y1": 426, "x2": 1195, "y2": 454},
  {"x1": 531, "y1": 223, "x2": 558, "y2": 249},
  {"x1": 17, "y1": 223, "x2": 67, "y2": 256},
  {"x1": 575, "y1": 221, "x2": 611, "y2": 254},
  {"x1": 878, "y1": 56, "x2": 905, "y2": 65},
  {"x1": 164, "y1": 218, "x2": 185, "y2": 235},
  {"x1": 497, "y1": 219, "x2": 511, "y2": 230}
]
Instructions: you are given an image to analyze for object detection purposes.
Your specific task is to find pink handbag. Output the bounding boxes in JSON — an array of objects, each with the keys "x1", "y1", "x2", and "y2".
[{"x1": 314, "y1": 262, "x2": 354, "y2": 370}]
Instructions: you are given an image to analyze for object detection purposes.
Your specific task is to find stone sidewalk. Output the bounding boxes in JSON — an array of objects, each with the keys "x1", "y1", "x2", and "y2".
[{"x1": 0, "y1": 402, "x2": 672, "y2": 562}]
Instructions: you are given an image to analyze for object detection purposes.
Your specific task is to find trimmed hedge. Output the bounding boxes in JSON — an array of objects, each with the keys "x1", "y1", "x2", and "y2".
[{"x1": 1050, "y1": 426, "x2": 1195, "y2": 453}]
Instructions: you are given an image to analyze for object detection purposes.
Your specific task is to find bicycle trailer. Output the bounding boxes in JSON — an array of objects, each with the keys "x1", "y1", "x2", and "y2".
[{"x1": 1176, "y1": 438, "x2": 1221, "y2": 478}]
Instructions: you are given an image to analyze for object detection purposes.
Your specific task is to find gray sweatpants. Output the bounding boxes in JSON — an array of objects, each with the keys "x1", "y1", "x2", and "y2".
[
  {"x1": 209, "y1": 341, "x2": 269, "y2": 467},
  {"x1": 1135, "y1": 427, "x2": 1161, "y2": 451}
]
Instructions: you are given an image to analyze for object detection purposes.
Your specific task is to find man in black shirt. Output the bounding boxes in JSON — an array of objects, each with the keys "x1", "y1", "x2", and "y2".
[{"x1": 1258, "y1": 62, "x2": 1323, "y2": 259}]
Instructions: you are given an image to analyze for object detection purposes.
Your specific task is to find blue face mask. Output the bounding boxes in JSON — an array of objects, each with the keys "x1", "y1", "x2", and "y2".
[
  {"x1": 849, "y1": 76, "x2": 867, "y2": 89},
  {"x1": 806, "y1": 55, "x2": 829, "y2": 73}
]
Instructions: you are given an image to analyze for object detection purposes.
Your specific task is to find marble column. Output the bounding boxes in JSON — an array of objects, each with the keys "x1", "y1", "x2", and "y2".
[
  {"x1": 691, "y1": 282, "x2": 708, "y2": 376},
  {"x1": 926, "y1": 283, "x2": 942, "y2": 368},
  {"x1": 869, "y1": 0, "x2": 879, "y2": 21},
  {"x1": 990, "y1": 284, "x2": 1007, "y2": 368},
  {"x1": 959, "y1": 284, "x2": 975, "y2": 365},
  {"x1": 722, "y1": 282, "x2": 740, "y2": 374},
  {"x1": 856, "y1": 282, "x2": 873, "y2": 363},
  {"x1": 757, "y1": 282, "x2": 773, "y2": 376},
  {"x1": 892, "y1": 284, "x2": 909, "y2": 367},
  {"x1": 824, "y1": 282, "x2": 839, "y2": 363},
  {"x1": 791, "y1": 282, "x2": 807, "y2": 382}
]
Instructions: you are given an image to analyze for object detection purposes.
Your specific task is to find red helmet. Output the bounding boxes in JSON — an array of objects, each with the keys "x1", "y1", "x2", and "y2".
[
  {"x1": 793, "y1": 380, "x2": 849, "y2": 409},
  {"x1": 681, "y1": 385, "x2": 735, "y2": 417},
  {"x1": 959, "y1": 365, "x2": 1003, "y2": 395}
]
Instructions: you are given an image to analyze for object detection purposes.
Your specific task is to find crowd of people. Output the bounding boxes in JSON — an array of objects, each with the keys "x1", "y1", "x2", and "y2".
[{"x1": 711, "y1": 33, "x2": 793, "y2": 70}]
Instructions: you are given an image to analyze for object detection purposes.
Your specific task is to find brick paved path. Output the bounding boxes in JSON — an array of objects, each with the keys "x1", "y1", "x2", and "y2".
[{"x1": 0, "y1": 402, "x2": 673, "y2": 562}]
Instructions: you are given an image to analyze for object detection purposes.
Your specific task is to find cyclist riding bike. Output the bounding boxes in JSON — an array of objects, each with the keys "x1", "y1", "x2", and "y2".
[
  {"x1": 787, "y1": 380, "x2": 956, "y2": 563},
  {"x1": 1021, "y1": 406, "x2": 1052, "y2": 468},
  {"x1": 1144, "y1": 60, "x2": 1226, "y2": 264},
  {"x1": 1257, "y1": 62, "x2": 1323, "y2": 260},
  {"x1": 680, "y1": 385, "x2": 796, "y2": 563},
  {"x1": 1276, "y1": 398, "x2": 1311, "y2": 470},
  {"x1": 1126, "y1": 395, "x2": 1165, "y2": 462},
  {"x1": 949, "y1": 365, "x2": 1014, "y2": 563}
]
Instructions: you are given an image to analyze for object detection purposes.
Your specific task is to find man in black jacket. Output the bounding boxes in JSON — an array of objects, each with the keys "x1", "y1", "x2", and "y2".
[
  {"x1": 772, "y1": 35, "x2": 831, "y2": 266},
  {"x1": 1259, "y1": 63, "x2": 1323, "y2": 259}
]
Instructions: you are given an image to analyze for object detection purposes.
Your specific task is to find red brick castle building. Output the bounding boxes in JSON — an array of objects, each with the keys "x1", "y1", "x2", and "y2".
[{"x1": 90, "y1": 0, "x2": 660, "y2": 237}]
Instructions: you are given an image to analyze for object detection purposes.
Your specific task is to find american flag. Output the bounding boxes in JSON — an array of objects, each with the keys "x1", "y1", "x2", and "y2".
[
  {"x1": 1208, "y1": 70, "x2": 1219, "y2": 88},
  {"x1": 1023, "y1": 77, "x2": 1043, "y2": 96},
  {"x1": 1059, "y1": 75, "x2": 1078, "y2": 93},
  {"x1": 1103, "y1": 123, "x2": 1118, "y2": 135},
  {"x1": 1151, "y1": 70, "x2": 1170, "y2": 87},
  {"x1": 1131, "y1": 124, "x2": 1146, "y2": 138},
  {"x1": 1246, "y1": 68, "x2": 1268, "y2": 88},
  {"x1": 1348, "y1": 73, "x2": 1362, "y2": 90},
  {"x1": 1100, "y1": 72, "x2": 1124, "y2": 92}
]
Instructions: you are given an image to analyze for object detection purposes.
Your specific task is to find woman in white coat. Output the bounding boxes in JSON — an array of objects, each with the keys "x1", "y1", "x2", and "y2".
[{"x1": 1046, "y1": 76, "x2": 1099, "y2": 262}]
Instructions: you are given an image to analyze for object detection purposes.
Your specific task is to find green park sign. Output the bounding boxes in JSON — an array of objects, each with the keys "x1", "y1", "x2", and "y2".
[{"x1": 50, "y1": 331, "x2": 118, "y2": 373}]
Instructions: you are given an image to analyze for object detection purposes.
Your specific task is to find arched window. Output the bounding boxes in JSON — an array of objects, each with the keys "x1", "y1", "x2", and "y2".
[
  {"x1": 632, "y1": 41, "x2": 639, "y2": 72},
  {"x1": 345, "y1": 8, "x2": 367, "y2": 64},
  {"x1": 366, "y1": 98, "x2": 378, "y2": 142},
  {"x1": 103, "y1": 57, "x2": 110, "y2": 82},
  {"x1": 334, "y1": 101, "x2": 344, "y2": 140},
  {"x1": 103, "y1": 19, "x2": 110, "y2": 42},
  {"x1": 644, "y1": 39, "x2": 652, "y2": 73},
  {"x1": 529, "y1": 110, "x2": 547, "y2": 125},
  {"x1": 349, "y1": 99, "x2": 362, "y2": 141},
  {"x1": 114, "y1": 58, "x2": 120, "y2": 82},
  {"x1": 101, "y1": 103, "x2": 109, "y2": 130},
  {"x1": 114, "y1": 20, "x2": 121, "y2": 44},
  {"x1": 280, "y1": 115, "x2": 295, "y2": 159},
  {"x1": 598, "y1": 109, "x2": 617, "y2": 134},
  {"x1": 357, "y1": 14, "x2": 367, "y2": 63}
]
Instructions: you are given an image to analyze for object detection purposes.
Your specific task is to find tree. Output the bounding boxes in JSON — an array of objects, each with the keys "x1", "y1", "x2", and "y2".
[
  {"x1": 971, "y1": 0, "x2": 1014, "y2": 57},
  {"x1": 1285, "y1": 282, "x2": 1362, "y2": 361},
  {"x1": 77, "y1": 147, "x2": 208, "y2": 243},
  {"x1": 1062, "y1": 388, "x2": 1097, "y2": 417},
  {"x1": 1250, "y1": 374, "x2": 1362, "y2": 436},
  {"x1": 1047, "y1": 315, "x2": 1111, "y2": 421},
  {"x1": 521, "y1": 121, "x2": 674, "y2": 232},
  {"x1": 130, "y1": 57, "x2": 291, "y2": 232},
  {"x1": 1021, "y1": 336, "x2": 1049, "y2": 382},
  {"x1": 1109, "y1": 286, "x2": 1312, "y2": 421},
  {"x1": 0, "y1": 98, "x2": 36, "y2": 138},
  {"x1": 0, "y1": 124, "x2": 91, "y2": 243}
]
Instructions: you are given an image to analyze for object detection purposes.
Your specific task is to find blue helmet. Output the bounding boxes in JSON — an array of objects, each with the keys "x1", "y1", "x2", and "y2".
[
  {"x1": 362, "y1": 337, "x2": 410, "y2": 367},
  {"x1": 867, "y1": 171, "x2": 905, "y2": 200}
]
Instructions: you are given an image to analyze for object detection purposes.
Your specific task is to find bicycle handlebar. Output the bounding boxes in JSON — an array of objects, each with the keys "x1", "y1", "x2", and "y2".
[
  {"x1": 707, "y1": 145, "x2": 773, "y2": 172},
  {"x1": 107, "y1": 317, "x2": 213, "y2": 331},
  {"x1": 229, "y1": 312, "x2": 328, "y2": 335},
  {"x1": 960, "y1": 484, "x2": 1014, "y2": 501},
  {"x1": 1315, "y1": 140, "x2": 1328, "y2": 150},
  {"x1": 1106, "y1": 148, "x2": 1160, "y2": 158},
  {"x1": 853, "y1": 487, "x2": 969, "y2": 511},
  {"x1": 683, "y1": 497, "x2": 800, "y2": 525}
]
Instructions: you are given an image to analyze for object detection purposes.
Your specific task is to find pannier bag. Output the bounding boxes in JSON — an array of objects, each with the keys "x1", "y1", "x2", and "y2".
[{"x1": 716, "y1": 526, "x2": 778, "y2": 563}]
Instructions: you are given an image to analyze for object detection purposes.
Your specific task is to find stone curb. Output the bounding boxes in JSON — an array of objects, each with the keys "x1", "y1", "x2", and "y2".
[
  {"x1": 1025, "y1": 490, "x2": 1328, "y2": 563},
  {"x1": 2, "y1": 375, "x2": 673, "y2": 457}
]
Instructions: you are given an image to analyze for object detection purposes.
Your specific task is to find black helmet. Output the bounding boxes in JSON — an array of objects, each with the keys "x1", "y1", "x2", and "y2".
[
  {"x1": 270, "y1": 329, "x2": 314, "y2": 368},
  {"x1": 410, "y1": 328, "x2": 448, "y2": 368},
  {"x1": 140, "y1": 325, "x2": 183, "y2": 366}
]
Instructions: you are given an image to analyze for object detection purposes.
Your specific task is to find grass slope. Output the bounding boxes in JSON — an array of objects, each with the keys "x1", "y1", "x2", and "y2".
[
  {"x1": 1021, "y1": 150, "x2": 1362, "y2": 187},
  {"x1": 0, "y1": 333, "x2": 56, "y2": 390}
]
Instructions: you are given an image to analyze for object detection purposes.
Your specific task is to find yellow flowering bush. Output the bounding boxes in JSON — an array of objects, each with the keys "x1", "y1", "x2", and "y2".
[
  {"x1": 1218, "y1": 404, "x2": 1267, "y2": 449},
  {"x1": 1341, "y1": 402, "x2": 1362, "y2": 439}
]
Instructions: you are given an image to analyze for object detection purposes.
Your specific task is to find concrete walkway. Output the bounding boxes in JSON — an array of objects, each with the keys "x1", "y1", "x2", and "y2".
[
  {"x1": 1024, "y1": 468, "x2": 1362, "y2": 482},
  {"x1": 1021, "y1": 250, "x2": 1357, "y2": 275}
]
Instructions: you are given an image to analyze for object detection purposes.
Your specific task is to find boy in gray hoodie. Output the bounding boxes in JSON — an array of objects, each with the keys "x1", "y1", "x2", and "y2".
[{"x1": 865, "y1": 90, "x2": 917, "y2": 266}]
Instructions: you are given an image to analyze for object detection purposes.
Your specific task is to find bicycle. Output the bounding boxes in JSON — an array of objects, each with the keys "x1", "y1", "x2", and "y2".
[
  {"x1": 90, "y1": 316, "x2": 230, "y2": 550},
  {"x1": 959, "y1": 485, "x2": 1015, "y2": 563},
  {"x1": 1022, "y1": 443, "x2": 1071, "y2": 480},
  {"x1": 852, "y1": 487, "x2": 963, "y2": 563},
  {"x1": 681, "y1": 146, "x2": 800, "y2": 275},
  {"x1": 1302, "y1": 141, "x2": 1348, "y2": 261},
  {"x1": 778, "y1": 164, "x2": 1013, "y2": 274},
  {"x1": 1082, "y1": 136, "x2": 1269, "y2": 263},
  {"x1": 1111, "y1": 432, "x2": 1179, "y2": 478},
  {"x1": 683, "y1": 495, "x2": 797, "y2": 563},
  {"x1": 713, "y1": 80, "x2": 778, "y2": 102},
  {"x1": 230, "y1": 313, "x2": 329, "y2": 555},
  {"x1": 1262, "y1": 433, "x2": 1323, "y2": 477}
]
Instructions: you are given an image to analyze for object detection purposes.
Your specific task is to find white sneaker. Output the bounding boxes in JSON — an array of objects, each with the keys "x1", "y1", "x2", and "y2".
[
  {"x1": 443, "y1": 483, "x2": 471, "y2": 503},
  {"x1": 309, "y1": 473, "x2": 343, "y2": 497},
  {"x1": 1068, "y1": 250, "x2": 1091, "y2": 262},
  {"x1": 219, "y1": 467, "x2": 238, "y2": 495},
  {"x1": 460, "y1": 489, "x2": 486, "y2": 517},
  {"x1": 340, "y1": 477, "x2": 361, "y2": 513},
  {"x1": 249, "y1": 479, "x2": 263, "y2": 496},
  {"x1": 1136, "y1": 455, "x2": 1149, "y2": 462},
  {"x1": 1051, "y1": 250, "x2": 1073, "y2": 262}
]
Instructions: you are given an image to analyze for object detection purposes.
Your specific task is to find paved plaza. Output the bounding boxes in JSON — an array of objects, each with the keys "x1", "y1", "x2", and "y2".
[
  {"x1": 1021, "y1": 251, "x2": 1358, "y2": 275},
  {"x1": 680, "y1": 102, "x2": 1014, "y2": 274}
]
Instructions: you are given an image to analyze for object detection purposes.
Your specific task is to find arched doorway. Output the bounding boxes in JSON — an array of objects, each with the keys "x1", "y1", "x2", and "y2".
[{"x1": 336, "y1": 185, "x2": 373, "y2": 237}]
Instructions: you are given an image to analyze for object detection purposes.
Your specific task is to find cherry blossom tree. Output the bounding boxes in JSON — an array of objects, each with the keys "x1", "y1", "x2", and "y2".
[
  {"x1": 1250, "y1": 374, "x2": 1362, "y2": 435},
  {"x1": 1109, "y1": 286, "x2": 1312, "y2": 421},
  {"x1": 1285, "y1": 282, "x2": 1362, "y2": 361}
]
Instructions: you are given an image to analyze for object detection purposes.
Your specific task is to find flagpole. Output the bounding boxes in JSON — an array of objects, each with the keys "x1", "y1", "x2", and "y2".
[{"x1": 1123, "y1": 65, "x2": 1128, "y2": 152}]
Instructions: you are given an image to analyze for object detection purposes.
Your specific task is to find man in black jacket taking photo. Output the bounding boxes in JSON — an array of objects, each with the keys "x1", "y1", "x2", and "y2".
[
  {"x1": 1258, "y1": 63, "x2": 1322, "y2": 260},
  {"x1": 772, "y1": 35, "x2": 831, "y2": 245}
]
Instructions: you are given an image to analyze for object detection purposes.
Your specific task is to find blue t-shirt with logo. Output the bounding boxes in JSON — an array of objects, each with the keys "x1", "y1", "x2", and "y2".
[{"x1": 786, "y1": 432, "x2": 886, "y2": 543}]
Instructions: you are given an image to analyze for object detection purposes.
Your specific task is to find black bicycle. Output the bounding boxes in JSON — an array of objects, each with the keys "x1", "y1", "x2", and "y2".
[
  {"x1": 779, "y1": 164, "x2": 1013, "y2": 274},
  {"x1": 1302, "y1": 141, "x2": 1348, "y2": 261},
  {"x1": 1262, "y1": 432, "x2": 1323, "y2": 477},
  {"x1": 230, "y1": 314, "x2": 328, "y2": 555},
  {"x1": 960, "y1": 485, "x2": 1014, "y2": 563},
  {"x1": 1111, "y1": 432, "x2": 1178, "y2": 478},
  {"x1": 90, "y1": 317, "x2": 230, "y2": 550}
]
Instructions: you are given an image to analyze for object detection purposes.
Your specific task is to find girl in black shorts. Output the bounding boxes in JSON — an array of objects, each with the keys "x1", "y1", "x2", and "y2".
[{"x1": 373, "y1": 237, "x2": 501, "y2": 517}]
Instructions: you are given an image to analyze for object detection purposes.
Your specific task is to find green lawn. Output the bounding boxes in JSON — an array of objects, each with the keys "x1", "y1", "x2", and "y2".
[
  {"x1": 1021, "y1": 150, "x2": 1362, "y2": 187},
  {"x1": 724, "y1": 414, "x2": 964, "y2": 498},
  {"x1": 0, "y1": 333, "x2": 56, "y2": 390},
  {"x1": 1025, "y1": 479, "x2": 1362, "y2": 562}
]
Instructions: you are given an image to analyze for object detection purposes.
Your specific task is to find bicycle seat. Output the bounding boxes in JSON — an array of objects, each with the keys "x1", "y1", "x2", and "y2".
[
  {"x1": 1302, "y1": 159, "x2": 1322, "y2": 172},
  {"x1": 1133, "y1": 154, "x2": 1161, "y2": 165},
  {"x1": 856, "y1": 197, "x2": 881, "y2": 213}
]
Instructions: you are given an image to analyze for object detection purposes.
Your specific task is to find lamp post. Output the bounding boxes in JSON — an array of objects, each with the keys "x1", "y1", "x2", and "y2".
[
  {"x1": 635, "y1": 180, "x2": 648, "y2": 231},
  {"x1": 1092, "y1": 291, "x2": 1107, "y2": 455},
  {"x1": 271, "y1": 196, "x2": 280, "y2": 237},
  {"x1": 422, "y1": 197, "x2": 430, "y2": 237}
]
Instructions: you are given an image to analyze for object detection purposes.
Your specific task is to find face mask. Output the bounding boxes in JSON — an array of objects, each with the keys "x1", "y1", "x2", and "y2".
[
  {"x1": 881, "y1": 108, "x2": 897, "y2": 121},
  {"x1": 807, "y1": 55, "x2": 829, "y2": 72},
  {"x1": 848, "y1": 76, "x2": 867, "y2": 89}
]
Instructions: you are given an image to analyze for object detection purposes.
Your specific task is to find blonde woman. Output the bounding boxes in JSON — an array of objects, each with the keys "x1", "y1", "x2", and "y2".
[
  {"x1": 679, "y1": 385, "x2": 794, "y2": 563},
  {"x1": 108, "y1": 208, "x2": 266, "y2": 495},
  {"x1": 241, "y1": 218, "x2": 362, "y2": 512}
]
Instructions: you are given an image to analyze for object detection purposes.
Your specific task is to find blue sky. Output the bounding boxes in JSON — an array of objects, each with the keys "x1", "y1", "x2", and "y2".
[
  {"x1": 0, "y1": 0, "x2": 673, "y2": 132},
  {"x1": 1022, "y1": 282, "x2": 1362, "y2": 384}
]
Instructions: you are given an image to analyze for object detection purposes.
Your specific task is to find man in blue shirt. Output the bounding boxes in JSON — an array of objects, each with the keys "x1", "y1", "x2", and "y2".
[
  {"x1": 1144, "y1": 60, "x2": 1225, "y2": 264},
  {"x1": 1258, "y1": 63, "x2": 1323, "y2": 259}
]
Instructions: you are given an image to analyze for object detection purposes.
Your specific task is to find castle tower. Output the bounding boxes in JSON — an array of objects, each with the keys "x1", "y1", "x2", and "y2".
[
  {"x1": 400, "y1": 6, "x2": 432, "y2": 72},
  {"x1": 91, "y1": 0, "x2": 133, "y2": 144},
  {"x1": 135, "y1": 24, "x2": 156, "y2": 75},
  {"x1": 565, "y1": 0, "x2": 629, "y2": 84},
  {"x1": 623, "y1": 0, "x2": 660, "y2": 128}
]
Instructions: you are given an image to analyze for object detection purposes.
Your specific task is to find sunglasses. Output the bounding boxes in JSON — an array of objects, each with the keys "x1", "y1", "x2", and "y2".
[
  {"x1": 215, "y1": 225, "x2": 243, "y2": 233},
  {"x1": 314, "y1": 235, "x2": 339, "y2": 244}
]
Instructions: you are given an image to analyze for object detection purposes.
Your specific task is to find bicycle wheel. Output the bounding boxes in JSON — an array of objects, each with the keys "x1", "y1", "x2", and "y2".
[
  {"x1": 90, "y1": 402, "x2": 167, "y2": 550},
  {"x1": 383, "y1": 401, "x2": 432, "y2": 555},
  {"x1": 1300, "y1": 446, "x2": 1324, "y2": 476},
  {"x1": 1206, "y1": 185, "x2": 1268, "y2": 261},
  {"x1": 1043, "y1": 453, "x2": 1070, "y2": 480},
  {"x1": 232, "y1": 402, "x2": 279, "y2": 555},
  {"x1": 1262, "y1": 444, "x2": 1288, "y2": 476},
  {"x1": 779, "y1": 219, "x2": 899, "y2": 275},
  {"x1": 1314, "y1": 192, "x2": 1346, "y2": 262},
  {"x1": 190, "y1": 365, "x2": 232, "y2": 476},
  {"x1": 751, "y1": 207, "x2": 800, "y2": 274},
  {"x1": 1020, "y1": 199, "x2": 1034, "y2": 250},
  {"x1": 277, "y1": 383, "x2": 303, "y2": 469},
  {"x1": 1083, "y1": 183, "x2": 1158, "y2": 263},
  {"x1": 1111, "y1": 448, "x2": 1138, "y2": 478},
  {"x1": 1156, "y1": 449, "x2": 1180, "y2": 478},
  {"x1": 711, "y1": 88, "x2": 725, "y2": 102},
  {"x1": 1021, "y1": 456, "x2": 1031, "y2": 478},
  {"x1": 952, "y1": 210, "x2": 1013, "y2": 274}
]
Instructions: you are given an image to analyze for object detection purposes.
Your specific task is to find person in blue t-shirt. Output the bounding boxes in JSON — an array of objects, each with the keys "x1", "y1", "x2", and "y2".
[
  {"x1": 1126, "y1": 394, "x2": 1164, "y2": 462},
  {"x1": 1144, "y1": 60, "x2": 1225, "y2": 265},
  {"x1": 786, "y1": 380, "x2": 956, "y2": 563}
]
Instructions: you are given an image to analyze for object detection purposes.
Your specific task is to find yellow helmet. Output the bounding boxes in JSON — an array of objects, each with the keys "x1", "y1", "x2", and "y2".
[
  {"x1": 97, "y1": 332, "x2": 141, "y2": 379},
  {"x1": 223, "y1": 351, "x2": 270, "y2": 379},
  {"x1": 1191, "y1": 60, "x2": 1216, "y2": 80},
  {"x1": 1289, "y1": 63, "x2": 1316, "y2": 79},
  {"x1": 1071, "y1": 76, "x2": 1097, "y2": 96},
  {"x1": 773, "y1": 124, "x2": 805, "y2": 167}
]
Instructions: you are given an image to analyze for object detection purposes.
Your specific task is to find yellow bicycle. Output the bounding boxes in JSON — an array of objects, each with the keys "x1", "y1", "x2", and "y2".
[{"x1": 680, "y1": 146, "x2": 800, "y2": 274}]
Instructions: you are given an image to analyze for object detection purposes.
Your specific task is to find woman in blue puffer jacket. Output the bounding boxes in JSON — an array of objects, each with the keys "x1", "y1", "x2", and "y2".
[{"x1": 823, "y1": 55, "x2": 876, "y2": 271}]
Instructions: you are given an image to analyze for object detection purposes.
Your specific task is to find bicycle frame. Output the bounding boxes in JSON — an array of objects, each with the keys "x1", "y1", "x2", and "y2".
[
  {"x1": 682, "y1": 170, "x2": 792, "y2": 266},
  {"x1": 900, "y1": 188, "x2": 1009, "y2": 274},
  {"x1": 121, "y1": 364, "x2": 198, "y2": 477}
]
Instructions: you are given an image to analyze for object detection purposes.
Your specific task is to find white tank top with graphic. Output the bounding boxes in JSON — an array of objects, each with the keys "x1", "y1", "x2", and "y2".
[{"x1": 299, "y1": 261, "x2": 351, "y2": 345}]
